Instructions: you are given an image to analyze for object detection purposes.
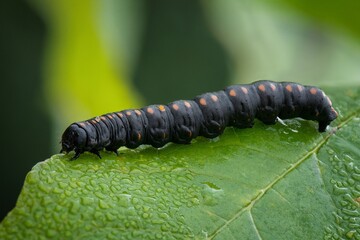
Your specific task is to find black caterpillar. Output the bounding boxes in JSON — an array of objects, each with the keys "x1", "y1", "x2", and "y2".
[{"x1": 61, "y1": 80, "x2": 338, "y2": 159}]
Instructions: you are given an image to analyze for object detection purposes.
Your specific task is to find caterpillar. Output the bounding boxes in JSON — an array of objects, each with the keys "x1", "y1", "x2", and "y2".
[{"x1": 61, "y1": 80, "x2": 338, "y2": 159}]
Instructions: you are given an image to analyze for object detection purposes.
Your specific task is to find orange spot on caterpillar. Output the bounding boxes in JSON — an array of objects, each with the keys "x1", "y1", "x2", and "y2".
[
  {"x1": 286, "y1": 84, "x2": 292, "y2": 92},
  {"x1": 188, "y1": 130, "x2": 192, "y2": 138},
  {"x1": 158, "y1": 105, "x2": 166, "y2": 112},
  {"x1": 147, "y1": 107, "x2": 154, "y2": 114},
  {"x1": 258, "y1": 84, "x2": 266, "y2": 92},
  {"x1": 241, "y1": 87, "x2": 248, "y2": 94},
  {"x1": 137, "y1": 132, "x2": 142, "y2": 141},
  {"x1": 172, "y1": 104, "x2": 179, "y2": 111},
  {"x1": 100, "y1": 116, "x2": 107, "y2": 121},
  {"x1": 95, "y1": 116, "x2": 101, "y2": 122},
  {"x1": 200, "y1": 98, "x2": 207, "y2": 106},
  {"x1": 184, "y1": 101, "x2": 191, "y2": 108},
  {"x1": 211, "y1": 95, "x2": 218, "y2": 102},
  {"x1": 79, "y1": 122, "x2": 86, "y2": 127},
  {"x1": 135, "y1": 110, "x2": 141, "y2": 116},
  {"x1": 297, "y1": 85, "x2": 304, "y2": 92},
  {"x1": 126, "y1": 111, "x2": 132, "y2": 116},
  {"x1": 116, "y1": 113, "x2": 124, "y2": 118},
  {"x1": 270, "y1": 83, "x2": 276, "y2": 91},
  {"x1": 310, "y1": 88, "x2": 317, "y2": 95},
  {"x1": 91, "y1": 120, "x2": 97, "y2": 124},
  {"x1": 229, "y1": 89, "x2": 236, "y2": 97},
  {"x1": 108, "y1": 115, "x2": 113, "y2": 119}
]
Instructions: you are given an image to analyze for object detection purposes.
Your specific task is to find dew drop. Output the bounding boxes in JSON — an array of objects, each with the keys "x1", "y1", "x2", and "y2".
[
  {"x1": 161, "y1": 224, "x2": 169, "y2": 231},
  {"x1": 342, "y1": 208, "x2": 360, "y2": 217},
  {"x1": 348, "y1": 178, "x2": 355, "y2": 186},
  {"x1": 177, "y1": 176, "x2": 187, "y2": 183},
  {"x1": 201, "y1": 181, "x2": 224, "y2": 207},
  {"x1": 327, "y1": 149, "x2": 335, "y2": 155},
  {"x1": 143, "y1": 206, "x2": 150, "y2": 212},
  {"x1": 58, "y1": 182, "x2": 67, "y2": 189},
  {"x1": 99, "y1": 200, "x2": 110, "y2": 209},
  {"x1": 38, "y1": 183, "x2": 50, "y2": 193},
  {"x1": 191, "y1": 197, "x2": 200, "y2": 205},
  {"x1": 94, "y1": 191, "x2": 106, "y2": 199},
  {"x1": 352, "y1": 173, "x2": 360, "y2": 181},
  {"x1": 173, "y1": 200, "x2": 182, "y2": 207},
  {"x1": 346, "y1": 230, "x2": 356, "y2": 238},
  {"x1": 339, "y1": 170, "x2": 348, "y2": 177},
  {"x1": 129, "y1": 168, "x2": 143, "y2": 174},
  {"x1": 202, "y1": 181, "x2": 222, "y2": 191},
  {"x1": 159, "y1": 212, "x2": 169, "y2": 219},
  {"x1": 52, "y1": 187, "x2": 62, "y2": 194},
  {"x1": 117, "y1": 194, "x2": 131, "y2": 208},
  {"x1": 81, "y1": 197, "x2": 93, "y2": 205}
]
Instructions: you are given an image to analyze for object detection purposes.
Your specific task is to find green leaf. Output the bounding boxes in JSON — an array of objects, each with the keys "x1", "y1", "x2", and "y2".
[{"x1": 1, "y1": 87, "x2": 359, "y2": 239}]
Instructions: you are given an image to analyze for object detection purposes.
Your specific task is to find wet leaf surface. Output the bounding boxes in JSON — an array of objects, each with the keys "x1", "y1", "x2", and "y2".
[{"x1": 1, "y1": 87, "x2": 359, "y2": 239}]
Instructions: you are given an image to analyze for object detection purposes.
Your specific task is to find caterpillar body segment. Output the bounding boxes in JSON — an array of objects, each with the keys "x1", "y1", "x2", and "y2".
[{"x1": 61, "y1": 80, "x2": 338, "y2": 159}]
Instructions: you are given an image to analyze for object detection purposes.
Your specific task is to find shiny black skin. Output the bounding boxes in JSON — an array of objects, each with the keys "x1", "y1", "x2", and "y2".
[{"x1": 61, "y1": 80, "x2": 338, "y2": 160}]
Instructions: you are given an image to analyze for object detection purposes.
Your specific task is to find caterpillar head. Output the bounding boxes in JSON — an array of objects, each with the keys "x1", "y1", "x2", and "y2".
[{"x1": 60, "y1": 124, "x2": 87, "y2": 153}]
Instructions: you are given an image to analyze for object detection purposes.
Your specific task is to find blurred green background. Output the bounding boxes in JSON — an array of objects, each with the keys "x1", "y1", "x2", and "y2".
[{"x1": 1, "y1": 0, "x2": 359, "y2": 221}]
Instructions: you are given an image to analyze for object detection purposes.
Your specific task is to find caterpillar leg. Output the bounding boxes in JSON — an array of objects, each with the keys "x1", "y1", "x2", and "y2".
[
  {"x1": 318, "y1": 121, "x2": 330, "y2": 132},
  {"x1": 105, "y1": 146, "x2": 119, "y2": 156},
  {"x1": 90, "y1": 149, "x2": 102, "y2": 159},
  {"x1": 256, "y1": 111, "x2": 278, "y2": 125},
  {"x1": 260, "y1": 117, "x2": 278, "y2": 125},
  {"x1": 71, "y1": 150, "x2": 83, "y2": 161}
]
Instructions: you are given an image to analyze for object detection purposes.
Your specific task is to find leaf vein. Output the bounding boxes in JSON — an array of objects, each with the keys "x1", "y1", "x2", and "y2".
[{"x1": 249, "y1": 210, "x2": 263, "y2": 240}]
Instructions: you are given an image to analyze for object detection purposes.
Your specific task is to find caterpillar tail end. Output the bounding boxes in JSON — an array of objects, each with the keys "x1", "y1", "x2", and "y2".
[
  {"x1": 318, "y1": 106, "x2": 338, "y2": 132},
  {"x1": 318, "y1": 121, "x2": 331, "y2": 132}
]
